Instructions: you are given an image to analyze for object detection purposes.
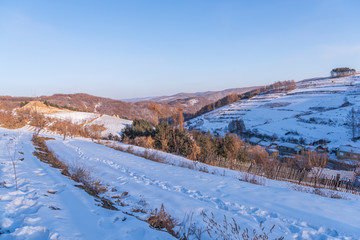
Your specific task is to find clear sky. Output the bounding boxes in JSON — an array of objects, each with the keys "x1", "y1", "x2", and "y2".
[{"x1": 1, "y1": 0, "x2": 360, "y2": 99}]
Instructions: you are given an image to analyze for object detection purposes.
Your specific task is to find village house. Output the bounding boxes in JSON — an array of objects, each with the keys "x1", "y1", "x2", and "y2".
[
  {"x1": 336, "y1": 146, "x2": 360, "y2": 161},
  {"x1": 248, "y1": 136, "x2": 262, "y2": 145},
  {"x1": 278, "y1": 142, "x2": 304, "y2": 155},
  {"x1": 266, "y1": 147, "x2": 279, "y2": 159}
]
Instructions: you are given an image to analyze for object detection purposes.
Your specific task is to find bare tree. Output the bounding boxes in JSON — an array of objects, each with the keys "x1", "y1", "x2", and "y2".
[
  {"x1": 31, "y1": 112, "x2": 46, "y2": 137},
  {"x1": 148, "y1": 102, "x2": 162, "y2": 125},
  {"x1": 346, "y1": 107, "x2": 360, "y2": 139}
]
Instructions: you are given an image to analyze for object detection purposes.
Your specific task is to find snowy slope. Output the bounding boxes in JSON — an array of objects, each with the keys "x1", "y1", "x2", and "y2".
[
  {"x1": 47, "y1": 111, "x2": 132, "y2": 137},
  {"x1": 0, "y1": 128, "x2": 171, "y2": 240},
  {"x1": 187, "y1": 75, "x2": 360, "y2": 149},
  {"x1": 2, "y1": 127, "x2": 360, "y2": 239},
  {"x1": 46, "y1": 137, "x2": 360, "y2": 239}
]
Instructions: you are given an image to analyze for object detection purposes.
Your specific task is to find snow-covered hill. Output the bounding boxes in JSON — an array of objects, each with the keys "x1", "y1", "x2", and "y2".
[
  {"x1": 48, "y1": 111, "x2": 132, "y2": 137},
  {"x1": 1, "y1": 128, "x2": 359, "y2": 239},
  {"x1": 187, "y1": 75, "x2": 360, "y2": 149},
  {"x1": 19, "y1": 101, "x2": 133, "y2": 137}
]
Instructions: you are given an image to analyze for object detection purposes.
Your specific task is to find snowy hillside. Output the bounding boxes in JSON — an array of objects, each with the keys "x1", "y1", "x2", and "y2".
[
  {"x1": 0, "y1": 129, "x2": 170, "y2": 240},
  {"x1": 187, "y1": 75, "x2": 360, "y2": 149},
  {"x1": 18, "y1": 101, "x2": 132, "y2": 138},
  {"x1": 48, "y1": 111, "x2": 132, "y2": 137},
  {"x1": 1, "y1": 127, "x2": 360, "y2": 239}
]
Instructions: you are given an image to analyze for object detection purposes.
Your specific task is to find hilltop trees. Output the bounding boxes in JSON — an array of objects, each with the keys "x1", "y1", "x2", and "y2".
[
  {"x1": 30, "y1": 112, "x2": 46, "y2": 137},
  {"x1": 260, "y1": 80, "x2": 296, "y2": 93},
  {"x1": 148, "y1": 102, "x2": 162, "y2": 125},
  {"x1": 331, "y1": 68, "x2": 356, "y2": 78}
]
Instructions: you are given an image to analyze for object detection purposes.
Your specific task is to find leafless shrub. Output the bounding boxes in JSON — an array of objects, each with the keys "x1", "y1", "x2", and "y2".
[
  {"x1": 69, "y1": 164, "x2": 108, "y2": 196},
  {"x1": 147, "y1": 204, "x2": 179, "y2": 237},
  {"x1": 178, "y1": 161, "x2": 194, "y2": 169},
  {"x1": 30, "y1": 112, "x2": 46, "y2": 137},
  {"x1": 142, "y1": 150, "x2": 163, "y2": 163},
  {"x1": 291, "y1": 185, "x2": 348, "y2": 200},
  {"x1": 0, "y1": 111, "x2": 27, "y2": 129},
  {"x1": 89, "y1": 124, "x2": 106, "y2": 142},
  {"x1": 199, "y1": 165, "x2": 209, "y2": 173},
  {"x1": 240, "y1": 173, "x2": 266, "y2": 186},
  {"x1": 112, "y1": 191, "x2": 129, "y2": 206},
  {"x1": 247, "y1": 146, "x2": 269, "y2": 165},
  {"x1": 178, "y1": 213, "x2": 205, "y2": 240},
  {"x1": 132, "y1": 196, "x2": 149, "y2": 213},
  {"x1": 126, "y1": 146, "x2": 135, "y2": 154}
]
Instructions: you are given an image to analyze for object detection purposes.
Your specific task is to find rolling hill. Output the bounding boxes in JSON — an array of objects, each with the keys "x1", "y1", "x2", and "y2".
[{"x1": 186, "y1": 75, "x2": 360, "y2": 150}]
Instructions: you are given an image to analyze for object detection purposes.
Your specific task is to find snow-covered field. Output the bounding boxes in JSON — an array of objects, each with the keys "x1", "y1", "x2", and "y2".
[
  {"x1": 1, "y1": 127, "x2": 360, "y2": 239},
  {"x1": 187, "y1": 75, "x2": 360, "y2": 149}
]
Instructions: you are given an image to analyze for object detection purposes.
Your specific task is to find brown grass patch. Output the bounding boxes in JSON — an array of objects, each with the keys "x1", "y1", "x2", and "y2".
[{"x1": 147, "y1": 204, "x2": 178, "y2": 237}]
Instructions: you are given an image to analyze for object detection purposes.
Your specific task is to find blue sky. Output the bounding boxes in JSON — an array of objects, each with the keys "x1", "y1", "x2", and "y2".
[{"x1": 1, "y1": 0, "x2": 360, "y2": 99}]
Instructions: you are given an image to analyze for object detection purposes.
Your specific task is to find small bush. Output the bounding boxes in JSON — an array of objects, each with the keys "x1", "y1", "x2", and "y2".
[
  {"x1": 291, "y1": 185, "x2": 348, "y2": 200},
  {"x1": 69, "y1": 164, "x2": 108, "y2": 196},
  {"x1": 147, "y1": 204, "x2": 178, "y2": 237},
  {"x1": 240, "y1": 173, "x2": 266, "y2": 186}
]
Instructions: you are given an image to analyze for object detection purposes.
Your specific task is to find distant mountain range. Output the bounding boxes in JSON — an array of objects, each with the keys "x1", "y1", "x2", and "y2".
[
  {"x1": 0, "y1": 86, "x2": 259, "y2": 124},
  {"x1": 122, "y1": 87, "x2": 258, "y2": 103}
]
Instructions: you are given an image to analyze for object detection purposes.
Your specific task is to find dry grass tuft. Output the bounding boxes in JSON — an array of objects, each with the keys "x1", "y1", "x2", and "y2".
[
  {"x1": 291, "y1": 185, "x2": 348, "y2": 200},
  {"x1": 112, "y1": 191, "x2": 129, "y2": 206},
  {"x1": 240, "y1": 173, "x2": 266, "y2": 186},
  {"x1": 202, "y1": 211, "x2": 284, "y2": 240},
  {"x1": 68, "y1": 163, "x2": 108, "y2": 196},
  {"x1": 147, "y1": 204, "x2": 178, "y2": 237}
]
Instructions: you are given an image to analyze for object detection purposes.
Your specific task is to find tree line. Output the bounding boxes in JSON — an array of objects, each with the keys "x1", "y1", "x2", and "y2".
[
  {"x1": 184, "y1": 80, "x2": 296, "y2": 121},
  {"x1": 122, "y1": 119, "x2": 270, "y2": 165}
]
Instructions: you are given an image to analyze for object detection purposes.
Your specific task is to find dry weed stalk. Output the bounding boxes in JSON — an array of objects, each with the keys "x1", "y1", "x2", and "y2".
[
  {"x1": 178, "y1": 213, "x2": 205, "y2": 240},
  {"x1": 202, "y1": 211, "x2": 284, "y2": 240},
  {"x1": 6, "y1": 137, "x2": 19, "y2": 190}
]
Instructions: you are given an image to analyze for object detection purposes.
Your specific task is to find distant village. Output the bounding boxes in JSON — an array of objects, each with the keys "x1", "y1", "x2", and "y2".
[
  {"x1": 246, "y1": 136, "x2": 360, "y2": 164},
  {"x1": 242, "y1": 67, "x2": 359, "y2": 172}
]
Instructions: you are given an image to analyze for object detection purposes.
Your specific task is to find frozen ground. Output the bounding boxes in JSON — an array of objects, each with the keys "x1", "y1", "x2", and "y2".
[
  {"x1": 1, "y1": 128, "x2": 360, "y2": 239},
  {"x1": 187, "y1": 75, "x2": 360, "y2": 149}
]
